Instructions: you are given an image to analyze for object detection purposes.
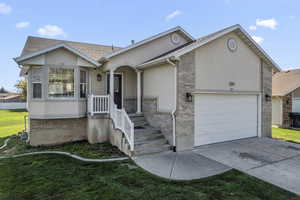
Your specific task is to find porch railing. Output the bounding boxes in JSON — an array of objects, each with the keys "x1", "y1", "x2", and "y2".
[
  {"x1": 88, "y1": 94, "x2": 135, "y2": 151},
  {"x1": 110, "y1": 98, "x2": 135, "y2": 151},
  {"x1": 88, "y1": 95, "x2": 110, "y2": 115}
]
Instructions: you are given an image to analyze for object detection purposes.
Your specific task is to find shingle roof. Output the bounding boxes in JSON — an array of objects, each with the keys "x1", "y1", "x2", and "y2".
[
  {"x1": 272, "y1": 69, "x2": 300, "y2": 96},
  {"x1": 20, "y1": 36, "x2": 122, "y2": 60}
]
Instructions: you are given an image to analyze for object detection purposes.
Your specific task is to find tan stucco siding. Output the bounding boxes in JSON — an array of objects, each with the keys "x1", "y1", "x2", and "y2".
[
  {"x1": 143, "y1": 63, "x2": 175, "y2": 112},
  {"x1": 27, "y1": 48, "x2": 94, "y2": 119},
  {"x1": 272, "y1": 97, "x2": 282, "y2": 126},
  {"x1": 89, "y1": 69, "x2": 106, "y2": 95},
  {"x1": 195, "y1": 32, "x2": 261, "y2": 92},
  {"x1": 104, "y1": 32, "x2": 189, "y2": 70},
  {"x1": 293, "y1": 87, "x2": 300, "y2": 98}
]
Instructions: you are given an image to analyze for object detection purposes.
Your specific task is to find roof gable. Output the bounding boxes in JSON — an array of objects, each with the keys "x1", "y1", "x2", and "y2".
[
  {"x1": 273, "y1": 69, "x2": 300, "y2": 96},
  {"x1": 138, "y1": 24, "x2": 281, "y2": 72},
  {"x1": 15, "y1": 42, "x2": 101, "y2": 66},
  {"x1": 100, "y1": 26, "x2": 195, "y2": 61}
]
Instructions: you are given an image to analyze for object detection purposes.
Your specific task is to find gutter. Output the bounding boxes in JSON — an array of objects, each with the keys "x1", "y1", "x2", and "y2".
[{"x1": 166, "y1": 58, "x2": 178, "y2": 152}]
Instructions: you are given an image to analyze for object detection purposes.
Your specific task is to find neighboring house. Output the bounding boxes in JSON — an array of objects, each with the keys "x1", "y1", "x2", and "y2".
[
  {"x1": 272, "y1": 69, "x2": 300, "y2": 128},
  {"x1": 14, "y1": 24, "x2": 280, "y2": 156},
  {"x1": 0, "y1": 91, "x2": 26, "y2": 110}
]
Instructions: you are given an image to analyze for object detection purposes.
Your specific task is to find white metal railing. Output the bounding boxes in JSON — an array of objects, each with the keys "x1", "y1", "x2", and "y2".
[
  {"x1": 110, "y1": 98, "x2": 135, "y2": 151},
  {"x1": 88, "y1": 95, "x2": 110, "y2": 115}
]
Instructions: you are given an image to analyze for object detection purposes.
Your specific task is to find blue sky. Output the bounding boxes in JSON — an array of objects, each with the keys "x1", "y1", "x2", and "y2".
[{"x1": 0, "y1": 0, "x2": 299, "y2": 91}]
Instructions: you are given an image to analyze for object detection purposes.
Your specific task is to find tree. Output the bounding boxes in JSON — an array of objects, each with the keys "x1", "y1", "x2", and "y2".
[
  {"x1": 15, "y1": 80, "x2": 27, "y2": 100},
  {"x1": 0, "y1": 87, "x2": 8, "y2": 93}
]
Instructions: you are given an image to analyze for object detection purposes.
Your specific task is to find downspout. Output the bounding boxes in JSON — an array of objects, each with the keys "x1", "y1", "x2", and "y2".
[{"x1": 167, "y1": 58, "x2": 177, "y2": 152}]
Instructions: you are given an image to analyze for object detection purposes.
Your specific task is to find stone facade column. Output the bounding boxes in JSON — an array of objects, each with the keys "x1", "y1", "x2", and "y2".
[
  {"x1": 282, "y1": 93, "x2": 292, "y2": 128},
  {"x1": 175, "y1": 52, "x2": 195, "y2": 151},
  {"x1": 261, "y1": 61, "x2": 272, "y2": 137}
]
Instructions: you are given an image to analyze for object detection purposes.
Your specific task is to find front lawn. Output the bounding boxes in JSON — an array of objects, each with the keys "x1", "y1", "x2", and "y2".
[
  {"x1": 0, "y1": 154, "x2": 297, "y2": 200},
  {"x1": 0, "y1": 135, "x2": 124, "y2": 159},
  {"x1": 0, "y1": 109, "x2": 28, "y2": 138},
  {"x1": 272, "y1": 128, "x2": 300, "y2": 144}
]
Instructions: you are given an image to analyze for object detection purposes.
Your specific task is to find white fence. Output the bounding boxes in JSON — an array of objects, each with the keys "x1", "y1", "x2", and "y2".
[{"x1": 0, "y1": 102, "x2": 27, "y2": 110}]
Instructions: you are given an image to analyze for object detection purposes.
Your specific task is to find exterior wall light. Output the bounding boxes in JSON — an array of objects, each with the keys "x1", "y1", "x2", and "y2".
[
  {"x1": 265, "y1": 94, "x2": 271, "y2": 102},
  {"x1": 186, "y1": 92, "x2": 193, "y2": 102}
]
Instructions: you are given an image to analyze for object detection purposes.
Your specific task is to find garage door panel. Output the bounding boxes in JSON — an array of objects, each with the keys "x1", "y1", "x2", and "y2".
[{"x1": 195, "y1": 94, "x2": 258, "y2": 146}]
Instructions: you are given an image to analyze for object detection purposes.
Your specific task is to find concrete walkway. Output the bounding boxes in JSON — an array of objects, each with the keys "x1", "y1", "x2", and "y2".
[
  {"x1": 193, "y1": 137, "x2": 300, "y2": 195},
  {"x1": 133, "y1": 151, "x2": 231, "y2": 180}
]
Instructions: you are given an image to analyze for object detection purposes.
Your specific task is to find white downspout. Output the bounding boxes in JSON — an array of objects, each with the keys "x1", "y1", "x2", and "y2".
[{"x1": 167, "y1": 58, "x2": 177, "y2": 151}]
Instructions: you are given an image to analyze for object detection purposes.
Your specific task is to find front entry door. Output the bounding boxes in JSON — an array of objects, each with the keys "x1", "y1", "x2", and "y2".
[{"x1": 107, "y1": 74, "x2": 122, "y2": 109}]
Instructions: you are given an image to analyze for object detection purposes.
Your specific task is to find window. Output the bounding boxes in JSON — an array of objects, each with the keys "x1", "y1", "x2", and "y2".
[
  {"x1": 80, "y1": 70, "x2": 87, "y2": 98},
  {"x1": 48, "y1": 68, "x2": 74, "y2": 98},
  {"x1": 32, "y1": 82, "x2": 42, "y2": 99}
]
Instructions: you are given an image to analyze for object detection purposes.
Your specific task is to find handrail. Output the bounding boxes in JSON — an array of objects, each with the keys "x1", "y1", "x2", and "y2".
[{"x1": 110, "y1": 97, "x2": 134, "y2": 151}]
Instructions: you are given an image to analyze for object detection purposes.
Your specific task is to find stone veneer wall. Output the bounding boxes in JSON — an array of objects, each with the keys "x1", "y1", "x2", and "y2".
[
  {"x1": 175, "y1": 52, "x2": 195, "y2": 151},
  {"x1": 142, "y1": 98, "x2": 173, "y2": 145},
  {"x1": 282, "y1": 93, "x2": 292, "y2": 128},
  {"x1": 124, "y1": 98, "x2": 137, "y2": 114},
  {"x1": 30, "y1": 118, "x2": 87, "y2": 146},
  {"x1": 262, "y1": 62, "x2": 272, "y2": 137}
]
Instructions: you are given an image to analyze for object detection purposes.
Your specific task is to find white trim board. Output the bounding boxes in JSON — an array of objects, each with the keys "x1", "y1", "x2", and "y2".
[
  {"x1": 14, "y1": 43, "x2": 100, "y2": 67},
  {"x1": 99, "y1": 26, "x2": 195, "y2": 61}
]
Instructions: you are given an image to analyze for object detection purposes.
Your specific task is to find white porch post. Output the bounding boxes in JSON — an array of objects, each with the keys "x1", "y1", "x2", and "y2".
[
  {"x1": 109, "y1": 69, "x2": 114, "y2": 104},
  {"x1": 136, "y1": 70, "x2": 142, "y2": 114}
]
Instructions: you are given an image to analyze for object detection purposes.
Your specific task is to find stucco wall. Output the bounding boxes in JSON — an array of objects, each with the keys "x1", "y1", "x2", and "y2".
[
  {"x1": 27, "y1": 48, "x2": 97, "y2": 119},
  {"x1": 195, "y1": 32, "x2": 261, "y2": 92},
  {"x1": 143, "y1": 63, "x2": 175, "y2": 112},
  {"x1": 272, "y1": 97, "x2": 282, "y2": 126},
  {"x1": 104, "y1": 31, "x2": 189, "y2": 70}
]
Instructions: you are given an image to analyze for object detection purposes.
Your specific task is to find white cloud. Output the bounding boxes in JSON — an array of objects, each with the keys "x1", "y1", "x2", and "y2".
[
  {"x1": 165, "y1": 10, "x2": 182, "y2": 21},
  {"x1": 16, "y1": 21, "x2": 30, "y2": 28},
  {"x1": 256, "y1": 18, "x2": 278, "y2": 29},
  {"x1": 0, "y1": 3, "x2": 11, "y2": 15},
  {"x1": 37, "y1": 25, "x2": 66, "y2": 37},
  {"x1": 249, "y1": 25, "x2": 257, "y2": 30},
  {"x1": 252, "y1": 35, "x2": 264, "y2": 44}
]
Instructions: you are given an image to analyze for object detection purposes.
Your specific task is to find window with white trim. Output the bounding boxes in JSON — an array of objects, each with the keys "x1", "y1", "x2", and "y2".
[
  {"x1": 80, "y1": 70, "x2": 87, "y2": 98},
  {"x1": 48, "y1": 68, "x2": 74, "y2": 98},
  {"x1": 32, "y1": 82, "x2": 42, "y2": 99}
]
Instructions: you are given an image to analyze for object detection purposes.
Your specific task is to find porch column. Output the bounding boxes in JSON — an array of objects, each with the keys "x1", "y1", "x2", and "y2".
[
  {"x1": 136, "y1": 70, "x2": 142, "y2": 114},
  {"x1": 110, "y1": 69, "x2": 114, "y2": 104}
]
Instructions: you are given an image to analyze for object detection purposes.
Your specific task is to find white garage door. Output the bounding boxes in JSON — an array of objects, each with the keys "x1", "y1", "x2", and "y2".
[{"x1": 194, "y1": 94, "x2": 258, "y2": 146}]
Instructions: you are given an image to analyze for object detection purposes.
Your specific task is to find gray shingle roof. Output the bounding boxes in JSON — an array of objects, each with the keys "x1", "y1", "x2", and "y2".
[{"x1": 21, "y1": 36, "x2": 122, "y2": 60}]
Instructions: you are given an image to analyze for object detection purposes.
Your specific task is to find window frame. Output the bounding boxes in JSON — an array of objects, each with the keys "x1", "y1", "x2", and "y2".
[
  {"x1": 79, "y1": 69, "x2": 88, "y2": 99},
  {"x1": 47, "y1": 67, "x2": 76, "y2": 99},
  {"x1": 32, "y1": 81, "x2": 42, "y2": 99}
]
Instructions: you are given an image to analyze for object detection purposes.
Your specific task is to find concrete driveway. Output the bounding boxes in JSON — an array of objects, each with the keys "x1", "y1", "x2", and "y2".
[{"x1": 193, "y1": 137, "x2": 300, "y2": 195}]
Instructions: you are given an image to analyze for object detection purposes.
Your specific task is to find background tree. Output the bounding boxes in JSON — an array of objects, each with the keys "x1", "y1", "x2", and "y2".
[
  {"x1": 0, "y1": 87, "x2": 8, "y2": 93},
  {"x1": 15, "y1": 80, "x2": 27, "y2": 100}
]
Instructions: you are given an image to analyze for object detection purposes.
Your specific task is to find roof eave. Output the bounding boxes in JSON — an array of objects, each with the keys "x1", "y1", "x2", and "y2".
[
  {"x1": 14, "y1": 43, "x2": 101, "y2": 67},
  {"x1": 99, "y1": 26, "x2": 194, "y2": 61}
]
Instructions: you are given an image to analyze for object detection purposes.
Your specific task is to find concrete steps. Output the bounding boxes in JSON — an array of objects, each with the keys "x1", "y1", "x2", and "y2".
[{"x1": 130, "y1": 114, "x2": 171, "y2": 156}]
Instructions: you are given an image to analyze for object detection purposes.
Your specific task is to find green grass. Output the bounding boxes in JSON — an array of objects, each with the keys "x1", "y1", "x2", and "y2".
[
  {"x1": 272, "y1": 128, "x2": 300, "y2": 144},
  {"x1": 0, "y1": 135, "x2": 124, "y2": 159},
  {"x1": 0, "y1": 109, "x2": 28, "y2": 138},
  {"x1": 0, "y1": 154, "x2": 297, "y2": 200}
]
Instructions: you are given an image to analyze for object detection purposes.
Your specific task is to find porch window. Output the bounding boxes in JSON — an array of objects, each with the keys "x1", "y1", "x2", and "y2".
[
  {"x1": 48, "y1": 68, "x2": 74, "y2": 98},
  {"x1": 80, "y1": 70, "x2": 87, "y2": 98},
  {"x1": 32, "y1": 82, "x2": 42, "y2": 99}
]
